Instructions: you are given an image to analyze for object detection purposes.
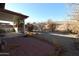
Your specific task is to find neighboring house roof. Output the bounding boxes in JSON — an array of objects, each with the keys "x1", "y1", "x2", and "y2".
[
  {"x1": 0, "y1": 23, "x2": 13, "y2": 28},
  {"x1": 0, "y1": 8, "x2": 29, "y2": 19}
]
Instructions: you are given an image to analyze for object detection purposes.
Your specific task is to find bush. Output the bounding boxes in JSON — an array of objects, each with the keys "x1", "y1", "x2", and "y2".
[
  {"x1": 10, "y1": 28, "x2": 15, "y2": 32},
  {"x1": 0, "y1": 29, "x2": 6, "y2": 33},
  {"x1": 26, "y1": 23, "x2": 34, "y2": 32}
]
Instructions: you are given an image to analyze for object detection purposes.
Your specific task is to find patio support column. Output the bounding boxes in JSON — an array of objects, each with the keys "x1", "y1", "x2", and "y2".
[
  {"x1": 23, "y1": 19, "x2": 26, "y2": 34},
  {"x1": 13, "y1": 21, "x2": 19, "y2": 33},
  {"x1": 13, "y1": 16, "x2": 19, "y2": 33}
]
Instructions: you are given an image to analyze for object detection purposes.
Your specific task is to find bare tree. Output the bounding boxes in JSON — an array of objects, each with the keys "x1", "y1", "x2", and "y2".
[{"x1": 45, "y1": 19, "x2": 56, "y2": 32}]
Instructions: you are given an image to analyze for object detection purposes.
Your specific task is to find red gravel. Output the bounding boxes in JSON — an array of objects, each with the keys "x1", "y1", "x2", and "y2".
[{"x1": 4, "y1": 36, "x2": 56, "y2": 56}]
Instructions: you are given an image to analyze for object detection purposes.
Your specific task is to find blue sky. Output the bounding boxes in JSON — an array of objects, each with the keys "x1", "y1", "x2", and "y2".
[{"x1": 5, "y1": 3, "x2": 72, "y2": 24}]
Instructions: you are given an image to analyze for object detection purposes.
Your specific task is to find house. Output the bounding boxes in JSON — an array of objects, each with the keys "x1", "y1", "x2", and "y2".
[{"x1": 0, "y1": 23, "x2": 14, "y2": 32}]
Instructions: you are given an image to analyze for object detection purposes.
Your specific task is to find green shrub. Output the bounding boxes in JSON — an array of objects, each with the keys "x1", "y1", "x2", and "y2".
[
  {"x1": 10, "y1": 28, "x2": 15, "y2": 32},
  {"x1": 26, "y1": 23, "x2": 34, "y2": 32},
  {"x1": 0, "y1": 29, "x2": 6, "y2": 33}
]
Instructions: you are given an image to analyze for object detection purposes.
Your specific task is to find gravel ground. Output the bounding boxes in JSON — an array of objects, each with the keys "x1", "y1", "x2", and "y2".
[
  {"x1": 1, "y1": 36, "x2": 57, "y2": 56},
  {"x1": 32, "y1": 32, "x2": 79, "y2": 56},
  {"x1": 1, "y1": 32, "x2": 79, "y2": 56}
]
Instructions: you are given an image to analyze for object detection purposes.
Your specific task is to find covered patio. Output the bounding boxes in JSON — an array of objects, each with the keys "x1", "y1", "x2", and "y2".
[{"x1": 0, "y1": 4, "x2": 29, "y2": 34}]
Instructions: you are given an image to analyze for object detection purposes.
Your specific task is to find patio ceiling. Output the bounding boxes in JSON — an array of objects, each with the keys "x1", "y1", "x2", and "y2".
[
  {"x1": 0, "y1": 9, "x2": 29, "y2": 22},
  {"x1": 0, "y1": 12, "x2": 16, "y2": 21}
]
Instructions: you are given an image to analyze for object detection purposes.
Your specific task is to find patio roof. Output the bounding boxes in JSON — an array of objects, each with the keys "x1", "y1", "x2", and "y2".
[{"x1": 0, "y1": 8, "x2": 29, "y2": 19}]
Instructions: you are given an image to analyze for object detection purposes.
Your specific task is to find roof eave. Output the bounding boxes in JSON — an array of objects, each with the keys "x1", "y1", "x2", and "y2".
[{"x1": 0, "y1": 8, "x2": 29, "y2": 19}]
